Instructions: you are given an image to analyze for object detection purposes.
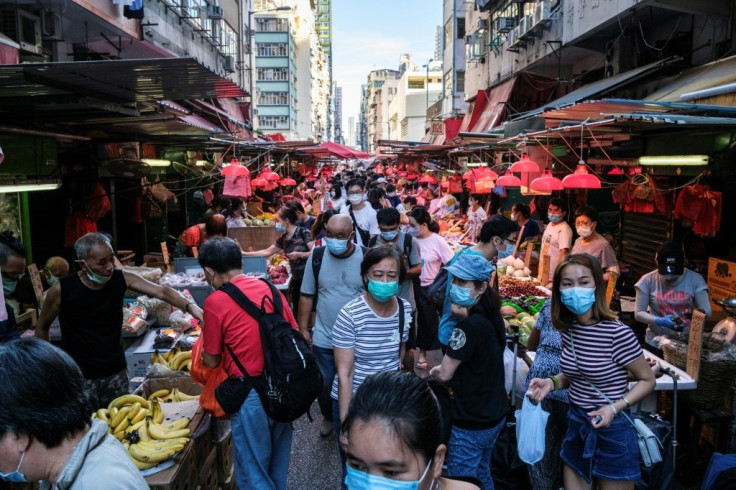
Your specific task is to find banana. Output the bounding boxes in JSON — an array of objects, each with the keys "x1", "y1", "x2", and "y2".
[
  {"x1": 128, "y1": 443, "x2": 176, "y2": 464},
  {"x1": 114, "y1": 416, "x2": 130, "y2": 435},
  {"x1": 138, "y1": 420, "x2": 151, "y2": 442},
  {"x1": 130, "y1": 457, "x2": 157, "y2": 470},
  {"x1": 147, "y1": 419, "x2": 191, "y2": 440},
  {"x1": 127, "y1": 402, "x2": 142, "y2": 421},
  {"x1": 130, "y1": 408, "x2": 148, "y2": 425},
  {"x1": 96, "y1": 409, "x2": 110, "y2": 422},
  {"x1": 162, "y1": 418, "x2": 190, "y2": 431},
  {"x1": 150, "y1": 399, "x2": 164, "y2": 425},
  {"x1": 172, "y1": 388, "x2": 199, "y2": 402},
  {"x1": 171, "y1": 351, "x2": 192, "y2": 371},
  {"x1": 137, "y1": 439, "x2": 186, "y2": 451},
  {"x1": 108, "y1": 394, "x2": 150, "y2": 411},
  {"x1": 110, "y1": 407, "x2": 119, "y2": 419},
  {"x1": 114, "y1": 431, "x2": 126, "y2": 441},
  {"x1": 110, "y1": 406, "x2": 131, "y2": 428},
  {"x1": 147, "y1": 389, "x2": 170, "y2": 401},
  {"x1": 125, "y1": 420, "x2": 146, "y2": 435},
  {"x1": 163, "y1": 347, "x2": 177, "y2": 363},
  {"x1": 183, "y1": 359, "x2": 191, "y2": 371}
]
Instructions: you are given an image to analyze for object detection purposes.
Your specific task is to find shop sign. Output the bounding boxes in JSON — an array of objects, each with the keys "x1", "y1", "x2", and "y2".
[
  {"x1": 430, "y1": 121, "x2": 444, "y2": 135},
  {"x1": 707, "y1": 257, "x2": 736, "y2": 314},
  {"x1": 687, "y1": 310, "x2": 706, "y2": 380}
]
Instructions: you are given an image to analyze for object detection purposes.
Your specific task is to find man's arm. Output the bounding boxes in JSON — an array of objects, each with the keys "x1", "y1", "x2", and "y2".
[
  {"x1": 35, "y1": 282, "x2": 62, "y2": 341},
  {"x1": 406, "y1": 264, "x2": 422, "y2": 278},
  {"x1": 123, "y1": 271, "x2": 204, "y2": 323},
  {"x1": 203, "y1": 351, "x2": 222, "y2": 369},
  {"x1": 297, "y1": 295, "x2": 314, "y2": 344}
]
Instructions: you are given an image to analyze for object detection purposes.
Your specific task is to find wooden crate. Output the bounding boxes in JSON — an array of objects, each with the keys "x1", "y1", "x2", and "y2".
[
  {"x1": 146, "y1": 440, "x2": 198, "y2": 490},
  {"x1": 228, "y1": 226, "x2": 281, "y2": 252},
  {"x1": 215, "y1": 432, "x2": 234, "y2": 483},
  {"x1": 197, "y1": 447, "x2": 220, "y2": 489}
]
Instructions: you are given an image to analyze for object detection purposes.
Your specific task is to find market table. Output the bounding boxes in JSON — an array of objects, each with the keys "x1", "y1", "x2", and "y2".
[{"x1": 524, "y1": 350, "x2": 696, "y2": 412}]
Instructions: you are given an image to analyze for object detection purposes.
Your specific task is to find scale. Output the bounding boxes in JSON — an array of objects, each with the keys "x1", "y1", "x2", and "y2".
[{"x1": 713, "y1": 298, "x2": 736, "y2": 343}]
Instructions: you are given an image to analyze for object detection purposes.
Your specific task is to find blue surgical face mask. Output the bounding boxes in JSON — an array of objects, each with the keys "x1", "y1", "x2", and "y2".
[
  {"x1": 2, "y1": 279, "x2": 17, "y2": 296},
  {"x1": 661, "y1": 273, "x2": 681, "y2": 282},
  {"x1": 0, "y1": 451, "x2": 27, "y2": 483},
  {"x1": 275, "y1": 223, "x2": 286, "y2": 233},
  {"x1": 84, "y1": 261, "x2": 112, "y2": 285},
  {"x1": 345, "y1": 459, "x2": 432, "y2": 490},
  {"x1": 367, "y1": 279, "x2": 399, "y2": 302},
  {"x1": 496, "y1": 238, "x2": 514, "y2": 259},
  {"x1": 548, "y1": 213, "x2": 562, "y2": 223},
  {"x1": 407, "y1": 226, "x2": 421, "y2": 237},
  {"x1": 381, "y1": 230, "x2": 399, "y2": 242},
  {"x1": 449, "y1": 283, "x2": 481, "y2": 307},
  {"x1": 47, "y1": 275, "x2": 58, "y2": 285},
  {"x1": 326, "y1": 237, "x2": 349, "y2": 256},
  {"x1": 560, "y1": 287, "x2": 596, "y2": 316}
]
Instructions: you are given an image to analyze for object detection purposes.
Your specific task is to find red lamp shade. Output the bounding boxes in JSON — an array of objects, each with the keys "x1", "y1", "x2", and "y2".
[
  {"x1": 561, "y1": 161, "x2": 601, "y2": 189},
  {"x1": 509, "y1": 154, "x2": 540, "y2": 173},
  {"x1": 607, "y1": 167, "x2": 624, "y2": 176},
  {"x1": 280, "y1": 177, "x2": 297, "y2": 186},
  {"x1": 495, "y1": 173, "x2": 522, "y2": 187},
  {"x1": 221, "y1": 164, "x2": 249, "y2": 176},
  {"x1": 529, "y1": 169, "x2": 563, "y2": 192},
  {"x1": 252, "y1": 177, "x2": 268, "y2": 188},
  {"x1": 418, "y1": 174, "x2": 437, "y2": 185}
]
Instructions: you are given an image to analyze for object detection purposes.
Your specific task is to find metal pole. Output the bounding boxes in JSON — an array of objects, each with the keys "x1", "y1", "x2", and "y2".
[{"x1": 249, "y1": 10, "x2": 255, "y2": 128}]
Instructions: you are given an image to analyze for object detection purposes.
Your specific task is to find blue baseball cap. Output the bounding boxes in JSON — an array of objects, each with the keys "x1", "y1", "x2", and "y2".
[{"x1": 444, "y1": 253, "x2": 494, "y2": 281}]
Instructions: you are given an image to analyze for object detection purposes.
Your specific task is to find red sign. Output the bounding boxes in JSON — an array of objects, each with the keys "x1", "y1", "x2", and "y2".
[{"x1": 430, "y1": 121, "x2": 444, "y2": 135}]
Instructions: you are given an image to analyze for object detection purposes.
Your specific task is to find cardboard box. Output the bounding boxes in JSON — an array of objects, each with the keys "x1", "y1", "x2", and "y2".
[
  {"x1": 145, "y1": 440, "x2": 197, "y2": 490},
  {"x1": 124, "y1": 329, "x2": 174, "y2": 380},
  {"x1": 707, "y1": 257, "x2": 736, "y2": 320}
]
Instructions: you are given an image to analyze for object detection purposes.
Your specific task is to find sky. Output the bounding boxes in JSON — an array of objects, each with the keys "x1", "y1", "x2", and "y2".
[{"x1": 332, "y1": 1, "x2": 443, "y2": 145}]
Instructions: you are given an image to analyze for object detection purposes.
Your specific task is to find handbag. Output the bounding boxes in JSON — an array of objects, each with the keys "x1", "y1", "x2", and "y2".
[
  {"x1": 214, "y1": 344, "x2": 255, "y2": 415},
  {"x1": 569, "y1": 334, "x2": 663, "y2": 467}
]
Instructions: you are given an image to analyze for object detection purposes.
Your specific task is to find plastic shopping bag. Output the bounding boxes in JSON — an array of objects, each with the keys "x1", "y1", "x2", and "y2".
[{"x1": 515, "y1": 396, "x2": 549, "y2": 464}]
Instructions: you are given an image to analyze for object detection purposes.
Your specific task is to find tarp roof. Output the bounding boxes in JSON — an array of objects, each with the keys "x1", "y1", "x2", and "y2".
[{"x1": 645, "y1": 54, "x2": 736, "y2": 102}]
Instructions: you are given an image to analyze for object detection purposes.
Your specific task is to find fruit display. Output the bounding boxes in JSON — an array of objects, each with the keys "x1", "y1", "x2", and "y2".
[
  {"x1": 91, "y1": 394, "x2": 193, "y2": 470},
  {"x1": 268, "y1": 252, "x2": 289, "y2": 268},
  {"x1": 269, "y1": 264, "x2": 289, "y2": 285},
  {"x1": 507, "y1": 312, "x2": 539, "y2": 345},
  {"x1": 499, "y1": 283, "x2": 549, "y2": 298},
  {"x1": 498, "y1": 255, "x2": 531, "y2": 278},
  {"x1": 150, "y1": 345, "x2": 192, "y2": 372},
  {"x1": 244, "y1": 212, "x2": 276, "y2": 227}
]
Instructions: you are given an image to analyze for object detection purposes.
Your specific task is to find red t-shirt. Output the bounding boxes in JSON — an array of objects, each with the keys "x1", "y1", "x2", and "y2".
[{"x1": 202, "y1": 275, "x2": 297, "y2": 377}]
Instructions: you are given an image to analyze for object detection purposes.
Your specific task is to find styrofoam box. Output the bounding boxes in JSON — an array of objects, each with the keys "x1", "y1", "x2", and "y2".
[{"x1": 124, "y1": 328, "x2": 174, "y2": 380}]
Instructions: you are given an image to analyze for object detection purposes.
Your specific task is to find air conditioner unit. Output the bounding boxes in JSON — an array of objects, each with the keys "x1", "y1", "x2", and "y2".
[
  {"x1": 476, "y1": 19, "x2": 489, "y2": 30},
  {"x1": 0, "y1": 9, "x2": 42, "y2": 55},
  {"x1": 464, "y1": 35, "x2": 473, "y2": 45},
  {"x1": 534, "y1": 0, "x2": 552, "y2": 27},
  {"x1": 40, "y1": 11, "x2": 62, "y2": 40},
  {"x1": 498, "y1": 17, "x2": 516, "y2": 33},
  {"x1": 223, "y1": 55, "x2": 235, "y2": 72},
  {"x1": 206, "y1": 6, "x2": 224, "y2": 20},
  {"x1": 506, "y1": 26, "x2": 519, "y2": 52}
]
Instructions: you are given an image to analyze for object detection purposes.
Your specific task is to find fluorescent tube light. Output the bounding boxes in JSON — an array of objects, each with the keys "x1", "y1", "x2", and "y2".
[
  {"x1": 0, "y1": 180, "x2": 62, "y2": 193},
  {"x1": 638, "y1": 155, "x2": 708, "y2": 166},
  {"x1": 141, "y1": 158, "x2": 171, "y2": 167}
]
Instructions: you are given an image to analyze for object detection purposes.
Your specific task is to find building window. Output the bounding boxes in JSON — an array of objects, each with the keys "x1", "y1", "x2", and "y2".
[
  {"x1": 456, "y1": 71, "x2": 465, "y2": 93},
  {"x1": 457, "y1": 17, "x2": 465, "y2": 39},
  {"x1": 408, "y1": 79, "x2": 425, "y2": 89},
  {"x1": 444, "y1": 18, "x2": 452, "y2": 51},
  {"x1": 257, "y1": 68, "x2": 289, "y2": 81},
  {"x1": 257, "y1": 43, "x2": 288, "y2": 57},
  {"x1": 256, "y1": 18, "x2": 287, "y2": 32},
  {"x1": 219, "y1": 21, "x2": 238, "y2": 58},
  {"x1": 258, "y1": 92, "x2": 289, "y2": 105},
  {"x1": 258, "y1": 116, "x2": 290, "y2": 129}
]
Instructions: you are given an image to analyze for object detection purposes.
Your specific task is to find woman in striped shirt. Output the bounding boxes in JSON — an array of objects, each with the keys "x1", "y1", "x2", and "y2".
[
  {"x1": 332, "y1": 245, "x2": 411, "y2": 486},
  {"x1": 528, "y1": 254, "x2": 655, "y2": 490}
]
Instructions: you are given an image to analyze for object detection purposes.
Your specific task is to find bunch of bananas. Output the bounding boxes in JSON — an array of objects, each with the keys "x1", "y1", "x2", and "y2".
[
  {"x1": 147, "y1": 387, "x2": 200, "y2": 403},
  {"x1": 150, "y1": 346, "x2": 192, "y2": 372},
  {"x1": 92, "y1": 393, "x2": 193, "y2": 470}
]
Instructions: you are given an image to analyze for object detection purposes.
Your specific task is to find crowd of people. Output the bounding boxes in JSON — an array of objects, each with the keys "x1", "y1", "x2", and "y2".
[{"x1": 0, "y1": 165, "x2": 715, "y2": 490}]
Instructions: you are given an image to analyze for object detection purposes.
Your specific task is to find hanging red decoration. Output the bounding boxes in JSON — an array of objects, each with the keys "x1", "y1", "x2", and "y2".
[
  {"x1": 221, "y1": 164, "x2": 249, "y2": 176},
  {"x1": 252, "y1": 177, "x2": 268, "y2": 188},
  {"x1": 280, "y1": 177, "x2": 297, "y2": 186},
  {"x1": 561, "y1": 161, "x2": 601, "y2": 189},
  {"x1": 495, "y1": 173, "x2": 522, "y2": 187},
  {"x1": 529, "y1": 169, "x2": 563, "y2": 192},
  {"x1": 509, "y1": 154, "x2": 540, "y2": 173}
]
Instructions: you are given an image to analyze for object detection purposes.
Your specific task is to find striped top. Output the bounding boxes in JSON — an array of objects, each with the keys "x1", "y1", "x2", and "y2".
[
  {"x1": 331, "y1": 295, "x2": 411, "y2": 400},
  {"x1": 560, "y1": 319, "x2": 642, "y2": 410}
]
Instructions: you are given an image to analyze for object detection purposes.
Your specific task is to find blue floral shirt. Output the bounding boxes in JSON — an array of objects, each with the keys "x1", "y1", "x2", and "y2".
[{"x1": 524, "y1": 300, "x2": 569, "y2": 403}]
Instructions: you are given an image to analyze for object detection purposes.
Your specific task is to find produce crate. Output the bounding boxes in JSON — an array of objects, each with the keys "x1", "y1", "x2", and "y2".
[
  {"x1": 216, "y1": 432, "x2": 235, "y2": 484},
  {"x1": 146, "y1": 440, "x2": 198, "y2": 490},
  {"x1": 197, "y1": 447, "x2": 221, "y2": 489},
  {"x1": 228, "y1": 226, "x2": 281, "y2": 252},
  {"x1": 124, "y1": 329, "x2": 175, "y2": 381}
]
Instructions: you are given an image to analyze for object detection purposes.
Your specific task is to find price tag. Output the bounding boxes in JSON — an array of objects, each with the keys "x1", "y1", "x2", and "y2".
[
  {"x1": 686, "y1": 310, "x2": 705, "y2": 380},
  {"x1": 160, "y1": 242, "x2": 170, "y2": 266},
  {"x1": 605, "y1": 275, "x2": 617, "y2": 306},
  {"x1": 537, "y1": 242, "x2": 550, "y2": 283},
  {"x1": 524, "y1": 242, "x2": 534, "y2": 268},
  {"x1": 27, "y1": 263, "x2": 44, "y2": 306}
]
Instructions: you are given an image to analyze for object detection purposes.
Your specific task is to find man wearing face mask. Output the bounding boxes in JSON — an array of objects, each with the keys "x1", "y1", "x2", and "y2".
[
  {"x1": 15, "y1": 256, "x2": 70, "y2": 314},
  {"x1": 0, "y1": 231, "x2": 27, "y2": 342},
  {"x1": 36, "y1": 233, "x2": 204, "y2": 408},
  {"x1": 571, "y1": 205, "x2": 619, "y2": 281},
  {"x1": 298, "y1": 215, "x2": 366, "y2": 437},
  {"x1": 634, "y1": 242, "x2": 710, "y2": 352},
  {"x1": 340, "y1": 178, "x2": 379, "y2": 247},
  {"x1": 541, "y1": 199, "x2": 573, "y2": 283}
]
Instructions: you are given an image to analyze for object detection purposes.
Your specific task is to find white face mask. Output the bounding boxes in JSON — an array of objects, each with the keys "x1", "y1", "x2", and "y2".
[{"x1": 576, "y1": 226, "x2": 593, "y2": 238}]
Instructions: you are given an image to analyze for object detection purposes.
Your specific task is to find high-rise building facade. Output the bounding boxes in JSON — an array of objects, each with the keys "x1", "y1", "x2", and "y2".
[
  {"x1": 334, "y1": 85, "x2": 343, "y2": 144},
  {"x1": 314, "y1": 0, "x2": 333, "y2": 139}
]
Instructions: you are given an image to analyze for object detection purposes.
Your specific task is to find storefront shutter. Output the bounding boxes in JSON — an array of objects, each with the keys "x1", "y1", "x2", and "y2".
[{"x1": 620, "y1": 211, "x2": 673, "y2": 280}]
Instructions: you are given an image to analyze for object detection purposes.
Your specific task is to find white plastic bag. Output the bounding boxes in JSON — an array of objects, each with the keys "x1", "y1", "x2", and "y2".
[
  {"x1": 515, "y1": 396, "x2": 549, "y2": 464},
  {"x1": 503, "y1": 347, "x2": 530, "y2": 398}
]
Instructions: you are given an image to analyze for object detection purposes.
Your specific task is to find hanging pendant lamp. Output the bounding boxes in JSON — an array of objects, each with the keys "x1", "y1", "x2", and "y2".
[
  {"x1": 509, "y1": 153, "x2": 540, "y2": 173},
  {"x1": 561, "y1": 161, "x2": 601, "y2": 189},
  {"x1": 495, "y1": 172, "x2": 522, "y2": 187},
  {"x1": 530, "y1": 169, "x2": 563, "y2": 192},
  {"x1": 280, "y1": 177, "x2": 297, "y2": 186}
]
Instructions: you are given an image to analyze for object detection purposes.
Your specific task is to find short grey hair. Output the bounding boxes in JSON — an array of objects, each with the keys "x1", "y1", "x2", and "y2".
[
  {"x1": 0, "y1": 231, "x2": 25, "y2": 266},
  {"x1": 74, "y1": 233, "x2": 113, "y2": 261}
]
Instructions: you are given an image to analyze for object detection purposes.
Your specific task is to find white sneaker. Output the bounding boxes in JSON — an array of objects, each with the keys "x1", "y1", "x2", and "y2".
[{"x1": 320, "y1": 419, "x2": 334, "y2": 437}]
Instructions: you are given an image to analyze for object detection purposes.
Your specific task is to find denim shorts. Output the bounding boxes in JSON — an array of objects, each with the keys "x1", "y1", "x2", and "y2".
[{"x1": 561, "y1": 404, "x2": 640, "y2": 485}]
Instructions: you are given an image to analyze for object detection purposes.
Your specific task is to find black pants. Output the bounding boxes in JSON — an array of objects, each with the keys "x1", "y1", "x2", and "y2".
[
  {"x1": 289, "y1": 277, "x2": 303, "y2": 318},
  {"x1": 415, "y1": 285, "x2": 440, "y2": 351}
]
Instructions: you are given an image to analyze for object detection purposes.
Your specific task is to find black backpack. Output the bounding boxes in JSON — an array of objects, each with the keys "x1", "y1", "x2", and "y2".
[
  {"x1": 310, "y1": 244, "x2": 367, "y2": 287},
  {"x1": 219, "y1": 281, "x2": 323, "y2": 423}
]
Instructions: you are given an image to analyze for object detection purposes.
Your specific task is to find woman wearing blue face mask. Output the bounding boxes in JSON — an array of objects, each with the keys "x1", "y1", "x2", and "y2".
[
  {"x1": 0, "y1": 231, "x2": 26, "y2": 342},
  {"x1": 342, "y1": 371, "x2": 480, "y2": 490},
  {"x1": 244, "y1": 205, "x2": 311, "y2": 316},
  {"x1": 429, "y1": 254, "x2": 507, "y2": 490},
  {"x1": 332, "y1": 245, "x2": 412, "y2": 487},
  {"x1": 527, "y1": 254, "x2": 655, "y2": 490}
]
